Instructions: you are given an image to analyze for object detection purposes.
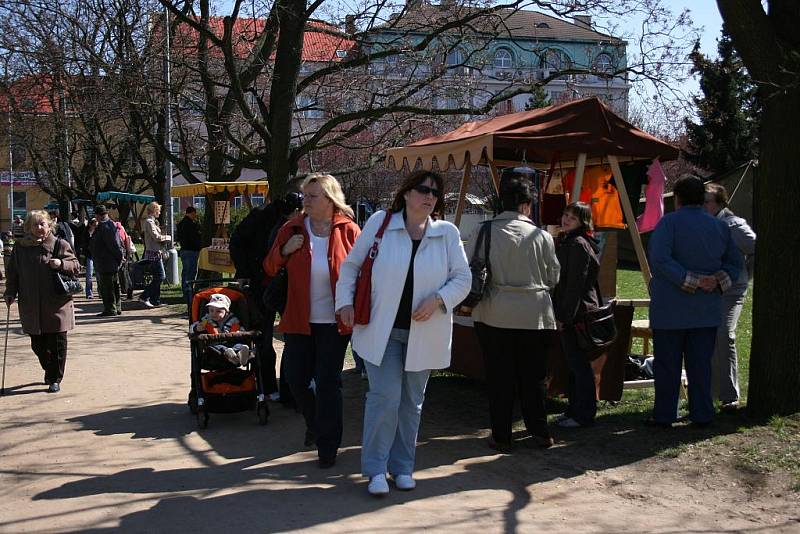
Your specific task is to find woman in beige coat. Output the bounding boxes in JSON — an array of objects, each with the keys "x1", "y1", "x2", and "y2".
[
  {"x1": 3, "y1": 211, "x2": 80, "y2": 392},
  {"x1": 465, "y1": 176, "x2": 560, "y2": 451},
  {"x1": 139, "y1": 202, "x2": 171, "y2": 307}
]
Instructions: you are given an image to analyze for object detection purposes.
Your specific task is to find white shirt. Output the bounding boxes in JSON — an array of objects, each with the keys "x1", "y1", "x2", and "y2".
[{"x1": 306, "y1": 218, "x2": 335, "y2": 324}]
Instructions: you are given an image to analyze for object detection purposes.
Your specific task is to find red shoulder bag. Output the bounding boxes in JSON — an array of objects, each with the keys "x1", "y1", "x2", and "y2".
[{"x1": 353, "y1": 211, "x2": 393, "y2": 325}]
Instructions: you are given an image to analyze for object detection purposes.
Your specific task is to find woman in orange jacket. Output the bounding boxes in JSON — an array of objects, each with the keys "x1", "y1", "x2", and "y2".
[{"x1": 264, "y1": 173, "x2": 360, "y2": 468}]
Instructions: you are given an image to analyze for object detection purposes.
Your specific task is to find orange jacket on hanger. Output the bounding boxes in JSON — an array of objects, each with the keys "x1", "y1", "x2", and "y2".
[{"x1": 562, "y1": 165, "x2": 625, "y2": 229}]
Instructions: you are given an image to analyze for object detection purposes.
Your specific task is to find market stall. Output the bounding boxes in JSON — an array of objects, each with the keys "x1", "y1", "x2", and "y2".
[
  {"x1": 386, "y1": 97, "x2": 679, "y2": 399},
  {"x1": 170, "y1": 181, "x2": 269, "y2": 274}
]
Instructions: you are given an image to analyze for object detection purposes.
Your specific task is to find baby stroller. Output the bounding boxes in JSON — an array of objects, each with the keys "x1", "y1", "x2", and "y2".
[
  {"x1": 187, "y1": 282, "x2": 268, "y2": 428},
  {"x1": 127, "y1": 252, "x2": 152, "y2": 299}
]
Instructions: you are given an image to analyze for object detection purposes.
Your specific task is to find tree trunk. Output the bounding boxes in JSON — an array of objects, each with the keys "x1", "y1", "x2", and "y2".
[
  {"x1": 267, "y1": 0, "x2": 306, "y2": 198},
  {"x1": 746, "y1": 89, "x2": 800, "y2": 418},
  {"x1": 718, "y1": 0, "x2": 800, "y2": 418}
]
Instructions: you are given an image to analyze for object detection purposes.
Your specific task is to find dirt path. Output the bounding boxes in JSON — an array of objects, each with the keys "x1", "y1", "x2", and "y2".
[{"x1": 0, "y1": 293, "x2": 797, "y2": 533}]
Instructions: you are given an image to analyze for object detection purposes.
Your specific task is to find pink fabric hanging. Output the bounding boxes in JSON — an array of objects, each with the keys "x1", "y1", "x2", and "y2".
[{"x1": 637, "y1": 159, "x2": 666, "y2": 233}]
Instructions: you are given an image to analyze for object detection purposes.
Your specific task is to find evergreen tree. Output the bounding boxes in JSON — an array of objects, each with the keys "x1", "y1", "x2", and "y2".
[
  {"x1": 525, "y1": 85, "x2": 551, "y2": 110},
  {"x1": 684, "y1": 28, "x2": 760, "y2": 173}
]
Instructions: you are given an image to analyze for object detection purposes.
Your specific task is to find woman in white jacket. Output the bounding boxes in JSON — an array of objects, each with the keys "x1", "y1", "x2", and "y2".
[{"x1": 337, "y1": 170, "x2": 470, "y2": 496}]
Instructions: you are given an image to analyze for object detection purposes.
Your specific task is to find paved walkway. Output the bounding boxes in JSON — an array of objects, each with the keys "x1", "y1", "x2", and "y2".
[{"x1": 1, "y1": 291, "x2": 798, "y2": 533}]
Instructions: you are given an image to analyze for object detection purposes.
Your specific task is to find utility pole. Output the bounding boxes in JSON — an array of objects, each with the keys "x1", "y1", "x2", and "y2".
[
  {"x1": 163, "y1": 6, "x2": 175, "y2": 239},
  {"x1": 7, "y1": 112, "x2": 13, "y2": 232}
]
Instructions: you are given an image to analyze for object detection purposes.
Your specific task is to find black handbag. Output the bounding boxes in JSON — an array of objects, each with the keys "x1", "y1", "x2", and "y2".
[
  {"x1": 572, "y1": 281, "x2": 617, "y2": 355},
  {"x1": 459, "y1": 221, "x2": 492, "y2": 309},
  {"x1": 262, "y1": 227, "x2": 298, "y2": 314},
  {"x1": 262, "y1": 267, "x2": 288, "y2": 314},
  {"x1": 52, "y1": 238, "x2": 83, "y2": 295}
]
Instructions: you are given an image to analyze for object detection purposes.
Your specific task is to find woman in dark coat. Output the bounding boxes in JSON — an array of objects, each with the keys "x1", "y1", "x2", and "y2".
[
  {"x1": 552, "y1": 202, "x2": 601, "y2": 428},
  {"x1": 3, "y1": 210, "x2": 80, "y2": 393}
]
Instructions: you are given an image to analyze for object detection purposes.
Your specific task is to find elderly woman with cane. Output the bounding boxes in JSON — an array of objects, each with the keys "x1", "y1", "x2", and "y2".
[{"x1": 3, "y1": 211, "x2": 80, "y2": 393}]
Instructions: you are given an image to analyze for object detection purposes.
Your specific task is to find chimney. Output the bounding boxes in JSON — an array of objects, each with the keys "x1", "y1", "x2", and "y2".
[
  {"x1": 573, "y1": 15, "x2": 592, "y2": 29},
  {"x1": 345, "y1": 15, "x2": 356, "y2": 34}
]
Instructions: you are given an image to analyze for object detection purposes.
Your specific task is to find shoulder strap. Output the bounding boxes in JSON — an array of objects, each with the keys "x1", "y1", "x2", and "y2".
[
  {"x1": 483, "y1": 220, "x2": 492, "y2": 275},
  {"x1": 375, "y1": 210, "x2": 392, "y2": 239}
]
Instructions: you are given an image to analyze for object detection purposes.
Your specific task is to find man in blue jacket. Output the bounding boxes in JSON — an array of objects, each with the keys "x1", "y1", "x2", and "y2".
[{"x1": 647, "y1": 176, "x2": 743, "y2": 427}]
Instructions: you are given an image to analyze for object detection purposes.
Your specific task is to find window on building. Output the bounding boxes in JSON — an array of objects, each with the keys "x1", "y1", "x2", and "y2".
[
  {"x1": 192, "y1": 196, "x2": 206, "y2": 210},
  {"x1": 446, "y1": 49, "x2": 464, "y2": 67},
  {"x1": 232, "y1": 195, "x2": 243, "y2": 209},
  {"x1": 251, "y1": 194, "x2": 265, "y2": 206},
  {"x1": 171, "y1": 197, "x2": 181, "y2": 217},
  {"x1": 9, "y1": 191, "x2": 26, "y2": 217},
  {"x1": 335, "y1": 49, "x2": 347, "y2": 58},
  {"x1": 295, "y1": 94, "x2": 325, "y2": 119},
  {"x1": 540, "y1": 49, "x2": 572, "y2": 72},
  {"x1": 10, "y1": 145, "x2": 26, "y2": 166},
  {"x1": 494, "y1": 49, "x2": 513, "y2": 69},
  {"x1": 535, "y1": 22, "x2": 551, "y2": 29},
  {"x1": 593, "y1": 53, "x2": 614, "y2": 74}
]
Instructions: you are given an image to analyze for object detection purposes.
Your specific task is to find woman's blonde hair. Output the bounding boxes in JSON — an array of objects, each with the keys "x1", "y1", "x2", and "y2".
[
  {"x1": 303, "y1": 173, "x2": 354, "y2": 219},
  {"x1": 23, "y1": 210, "x2": 53, "y2": 236},
  {"x1": 146, "y1": 201, "x2": 161, "y2": 216}
]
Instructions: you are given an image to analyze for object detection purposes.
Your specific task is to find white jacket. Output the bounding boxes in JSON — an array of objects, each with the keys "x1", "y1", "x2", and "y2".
[{"x1": 336, "y1": 210, "x2": 471, "y2": 372}]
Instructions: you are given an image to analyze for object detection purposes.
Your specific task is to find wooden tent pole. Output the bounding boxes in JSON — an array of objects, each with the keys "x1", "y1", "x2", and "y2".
[
  {"x1": 608, "y1": 155, "x2": 652, "y2": 287},
  {"x1": 454, "y1": 156, "x2": 472, "y2": 228},
  {"x1": 571, "y1": 152, "x2": 587, "y2": 202},
  {"x1": 488, "y1": 161, "x2": 501, "y2": 192}
]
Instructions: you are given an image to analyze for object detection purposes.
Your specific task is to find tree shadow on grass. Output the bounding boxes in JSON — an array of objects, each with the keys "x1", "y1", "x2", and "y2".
[{"x1": 26, "y1": 373, "x2": 765, "y2": 532}]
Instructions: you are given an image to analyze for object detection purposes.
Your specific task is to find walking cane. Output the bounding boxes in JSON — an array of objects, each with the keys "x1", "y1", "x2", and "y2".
[{"x1": 1, "y1": 305, "x2": 9, "y2": 396}]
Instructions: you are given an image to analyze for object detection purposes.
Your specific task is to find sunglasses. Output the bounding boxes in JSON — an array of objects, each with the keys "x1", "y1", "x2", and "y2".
[{"x1": 412, "y1": 184, "x2": 442, "y2": 198}]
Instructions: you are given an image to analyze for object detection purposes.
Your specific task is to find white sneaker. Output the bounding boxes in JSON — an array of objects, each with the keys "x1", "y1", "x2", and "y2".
[
  {"x1": 556, "y1": 417, "x2": 582, "y2": 428},
  {"x1": 223, "y1": 347, "x2": 239, "y2": 365},
  {"x1": 238, "y1": 345, "x2": 250, "y2": 366},
  {"x1": 392, "y1": 474, "x2": 416, "y2": 491},
  {"x1": 367, "y1": 474, "x2": 389, "y2": 496},
  {"x1": 139, "y1": 297, "x2": 154, "y2": 308}
]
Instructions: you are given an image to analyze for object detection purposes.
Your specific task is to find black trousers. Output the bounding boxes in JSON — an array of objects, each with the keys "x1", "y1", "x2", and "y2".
[
  {"x1": 283, "y1": 324, "x2": 350, "y2": 461},
  {"x1": 474, "y1": 323, "x2": 551, "y2": 443},
  {"x1": 98, "y1": 271, "x2": 121, "y2": 314},
  {"x1": 30, "y1": 332, "x2": 68, "y2": 384}
]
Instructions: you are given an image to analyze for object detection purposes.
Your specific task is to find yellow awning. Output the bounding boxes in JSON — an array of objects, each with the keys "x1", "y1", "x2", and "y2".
[{"x1": 171, "y1": 181, "x2": 269, "y2": 198}]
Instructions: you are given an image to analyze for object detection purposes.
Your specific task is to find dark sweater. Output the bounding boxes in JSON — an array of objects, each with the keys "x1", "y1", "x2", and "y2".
[{"x1": 553, "y1": 231, "x2": 600, "y2": 325}]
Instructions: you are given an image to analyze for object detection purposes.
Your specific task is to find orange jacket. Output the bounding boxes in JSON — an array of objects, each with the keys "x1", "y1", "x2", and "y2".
[{"x1": 263, "y1": 213, "x2": 360, "y2": 335}]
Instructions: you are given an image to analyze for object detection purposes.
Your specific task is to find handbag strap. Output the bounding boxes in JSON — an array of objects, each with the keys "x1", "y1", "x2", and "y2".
[
  {"x1": 367, "y1": 211, "x2": 392, "y2": 260},
  {"x1": 52, "y1": 237, "x2": 63, "y2": 260}
]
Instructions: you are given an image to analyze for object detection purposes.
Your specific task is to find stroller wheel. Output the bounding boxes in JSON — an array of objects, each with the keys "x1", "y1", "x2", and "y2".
[
  {"x1": 257, "y1": 402, "x2": 269, "y2": 426},
  {"x1": 196, "y1": 409, "x2": 209, "y2": 429}
]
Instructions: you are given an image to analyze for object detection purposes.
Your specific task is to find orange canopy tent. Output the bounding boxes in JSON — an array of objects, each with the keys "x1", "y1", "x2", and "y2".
[{"x1": 386, "y1": 97, "x2": 680, "y2": 284}]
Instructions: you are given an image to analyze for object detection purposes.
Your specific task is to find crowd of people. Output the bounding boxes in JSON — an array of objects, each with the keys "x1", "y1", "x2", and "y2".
[{"x1": 1, "y1": 170, "x2": 755, "y2": 496}]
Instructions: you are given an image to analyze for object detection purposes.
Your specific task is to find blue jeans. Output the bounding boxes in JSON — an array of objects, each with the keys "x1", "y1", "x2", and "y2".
[
  {"x1": 712, "y1": 293, "x2": 745, "y2": 403},
  {"x1": 653, "y1": 327, "x2": 717, "y2": 424},
  {"x1": 283, "y1": 324, "x2": 350, "y2": 462},
  {"x1": 362, "y1": 328, "x2": 431, "y2": 478},
  {"x1": 85, "y1": 258, "x2": 94, "y2": 297},
  {"x1": 179, "y1": 249, "x2": 199, "y2": 306},
  {"x1": 140, "y1": 258, "x2": 165, "y2": 305}
]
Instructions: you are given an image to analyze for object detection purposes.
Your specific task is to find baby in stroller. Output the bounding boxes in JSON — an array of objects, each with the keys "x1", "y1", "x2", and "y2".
[{"x1": 190, "y1": 293, "x2": 251, "y2": 366}]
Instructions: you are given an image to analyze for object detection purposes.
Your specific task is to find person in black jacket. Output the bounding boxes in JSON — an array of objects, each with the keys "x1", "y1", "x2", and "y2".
[
  {"x1": 552, "y1": 202, "x2": 602, "y2": 428},
  {"x1": 89, "y1": 205, "x2": 125, "y2": 317},
  {"x1": 176, "y1": 206, "x2": 202, "y2": 308},
  {"x1": 229, "y1": 188, "x2": 304, "y2": 403},
  {"x1": 49, "y1": 210, "x2": 75, "y2": 251}
]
